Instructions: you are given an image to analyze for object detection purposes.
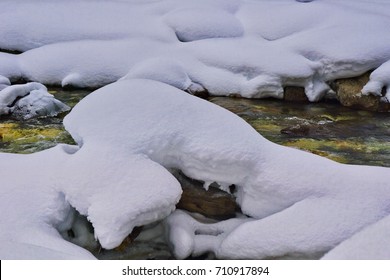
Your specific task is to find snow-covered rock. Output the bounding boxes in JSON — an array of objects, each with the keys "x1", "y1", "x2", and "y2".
[
  {"x1": 0, "y1": 82, "x2": 70, "y2": 119},
  {"x1": 363, "y1": 60, "x2": 390, "y2": 103}
]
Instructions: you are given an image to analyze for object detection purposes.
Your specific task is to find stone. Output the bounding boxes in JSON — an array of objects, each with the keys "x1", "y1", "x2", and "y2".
[
  {"x1": 281, "y1": 123, "x2": 311, "y2": 136},
  {"x1": 283, "y1": 86, "x2": 309, "y2": 102},
  {"x1": 172, "y1": 170, "x2": 238, "y2": 219},
  {"x1": 333, "y1": 71, "x2": 390, "y2": 112}
]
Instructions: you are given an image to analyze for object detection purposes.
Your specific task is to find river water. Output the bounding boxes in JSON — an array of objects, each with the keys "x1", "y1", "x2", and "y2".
[{"x1": 1, "y1": 88, "x2": 389, "y2": 167}]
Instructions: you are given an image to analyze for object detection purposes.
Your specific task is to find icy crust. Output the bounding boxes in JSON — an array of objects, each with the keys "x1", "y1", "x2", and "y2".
[
  {"x1": 0, "y1": 82, "x2": 70, "y2": 119},
  {"x1": 2, "y1": 0, "x2": 390, "y2": 101}
]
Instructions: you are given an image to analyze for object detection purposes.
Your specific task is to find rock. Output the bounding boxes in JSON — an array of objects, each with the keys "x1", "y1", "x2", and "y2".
[
  {"x1": 281, "y1": 123, "x2": 311, "y2": 136},
  {"x1": 283, "y1": 86, "x2": 309, "y2": 102},
  {"x1": 172, "y1": 170, "x2": 238, "y2": 219},
  {"x1": 114, "y1": 226, "x2": 143, "y2": 252},
  {"x1": 0, "y1": 82, "x2": 71, "y2": 119},
  {"x1": 333, "y1": 71, "x2": 390, "y2": 112}
]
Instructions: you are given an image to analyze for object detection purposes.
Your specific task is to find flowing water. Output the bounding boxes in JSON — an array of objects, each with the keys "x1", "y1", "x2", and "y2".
[
  {"x1": 210, "y1": 97, "x2": 390, "y2": 167},
  {"x1": 2, "y1": 89, "x2": 388, "y2": 167}
]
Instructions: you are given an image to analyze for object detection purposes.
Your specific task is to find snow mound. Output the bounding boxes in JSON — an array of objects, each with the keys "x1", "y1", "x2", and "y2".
[
  {"x1": 65, "y1": 80, "x2": 390, "y2": 259},
  {"x1": 362, "y1": 60, "x2": 390, "y2": 102},
  {"x1": 0, "y1": 146, "x2": 96, "y2": 259},
  {"x1": 164, "y1": 7, "x2": 244, "y2": 42},
  {"x1": 1, "y1": 0, "x2": 390, "y2": 101},
  {"x1": 1, "y1": 79, "x2": 390, "y2": 259},
  {"x1": 1, "y1": 0, "x2": 390, "y2": 260},
  {"x1": 0, "y1": 82, "x2": 70, "y2": 119},
  {"x1": 322, "y1": 215, "x2": 390, "y2": 260}
]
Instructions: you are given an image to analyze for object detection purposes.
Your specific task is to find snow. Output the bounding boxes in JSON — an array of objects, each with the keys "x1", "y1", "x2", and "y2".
[
  {"x1": 0, "y1": 146, "x2": 96, "y2": 259},
  {"x1": 2, "y1": 0, "x2": 390, "y2": 101},
  {"x1": 0, "y1": 0, "x2": 390, "y2": 259},
  {"x1": 362, "y1": 60, "x2": 390, "y2": 102},
  {"x1": 0, "y1": 82, "x2": 70, "y2": 119},
  {"x1": 322, "y1": 215, "x2": 390, "y2": 260}
]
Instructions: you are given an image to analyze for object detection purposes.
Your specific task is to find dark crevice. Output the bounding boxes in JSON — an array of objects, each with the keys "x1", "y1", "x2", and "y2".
[{"x1": 0, "y1": 48, "x2": 23, "y2": 55}]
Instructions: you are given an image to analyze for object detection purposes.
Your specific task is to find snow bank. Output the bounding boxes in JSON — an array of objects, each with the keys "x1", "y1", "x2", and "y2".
[
  {"x1": 0, "y1": 146, "x2": 96, "y2": 259},
  {"x1": 1, "y1": 0, "x2": 390, "y2": 259},
  {"x1": 65, "y1": 80, "x2": 390, "y2": 259},
  {"x1": 0, "y1": 82, "x2": 70, "y2": 119},
  {"x1": 362, "y1": 60, "x2": 390, "y2": 102},
  {"x1": 1, "y1": 79, "x2": 390, "y2": 259},
  {"x1": 2, "y1": 0, "x2": 390, "y2": 101},
  {"x1": 0, "y1": 75, "x2": 10, "y2": 91},
  {"x1": 322, "y1": 215, "x2": 390, "y2": 260}
]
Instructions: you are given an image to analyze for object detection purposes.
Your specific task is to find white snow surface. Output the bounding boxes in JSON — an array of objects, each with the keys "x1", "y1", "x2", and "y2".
[
  {"x1": 362, "y1": 60, "x2": 390, "y2": 102},
  {"x1": 322, "y1": 215, "x2": 390, "y2": 260},
  {"x1": 1, "y1": 0, "x2": 390, "y2": 259},
  {"x1": 2, "y1": 79, "x2": 390, "y2": 259},
  {"x1": 1, "y1": 0, "x2": 390, "y2": 100}
]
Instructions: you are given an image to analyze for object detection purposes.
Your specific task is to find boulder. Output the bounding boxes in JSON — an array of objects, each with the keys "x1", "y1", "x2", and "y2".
[
  {"x1": 333, "y1": 72, "x2": 390, "y2": 112},
  {"x1": 283, "y1": 86, "x2": 309, "y2": 102},
  {"x1": 172, "y1": 170, "x2": 238, "y2": 219}
]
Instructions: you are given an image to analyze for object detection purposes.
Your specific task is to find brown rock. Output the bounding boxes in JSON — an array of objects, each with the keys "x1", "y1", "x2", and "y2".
[
  {"x1": 281, "y1": 124, "x2": 311, "y2": 136},
  {"x1": 172, "y1": 170, "x2": 238, "y2": 219},
  {"x1": 284, "y1": 86, "x2": 309, "y2": 102},
  {"x1": 333, "y1": 71, "x2": 390, "y2": 112}
]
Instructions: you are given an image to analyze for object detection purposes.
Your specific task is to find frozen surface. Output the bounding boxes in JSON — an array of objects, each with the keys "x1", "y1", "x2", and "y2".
[{"x1": 1, "y1": 0, "x2": 390, "y2": 100}]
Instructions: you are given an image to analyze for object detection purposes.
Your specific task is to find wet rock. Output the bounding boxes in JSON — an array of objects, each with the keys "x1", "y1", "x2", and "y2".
[
  {"x1": 283, "y1": 86, "x2": 309, "y2": 102},
  {"x1": 281, "y1": 123, "x2": 311, "y2": 136},
  {"x1": 114, "y1": 226, "x2": 143, "y2": 252},
  {"x1": 333, "y1": 71, "x2": 390, "y2": 112},
  {"x1": 172, "y1": 170, "x2": 238, "y2": 219},
  {"x1": 98, "y1": 241, "x2": 173, "y2": 260}
]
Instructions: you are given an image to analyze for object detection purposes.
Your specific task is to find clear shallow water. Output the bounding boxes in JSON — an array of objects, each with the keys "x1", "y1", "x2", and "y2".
[
  {"x1": 210, "y1": 97, "x2": 390, "y2": 167},
  {"x1": 0, "y1": 87, "x2": 90, "y2": 154},
  {"x1": 1, "y1": 89, "x2": 389, "y2": 168}
]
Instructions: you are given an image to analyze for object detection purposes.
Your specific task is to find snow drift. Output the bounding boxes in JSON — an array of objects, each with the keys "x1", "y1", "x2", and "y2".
[
  {"x1": 1, "y1": 80, "x2": 389, "y2": 259},
  {"x1": 1, "y1": 0, "x2": 390, "y2": 101},
  {"x1": 1, "y1": 0, "x2": 390, "y2": 259}
]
